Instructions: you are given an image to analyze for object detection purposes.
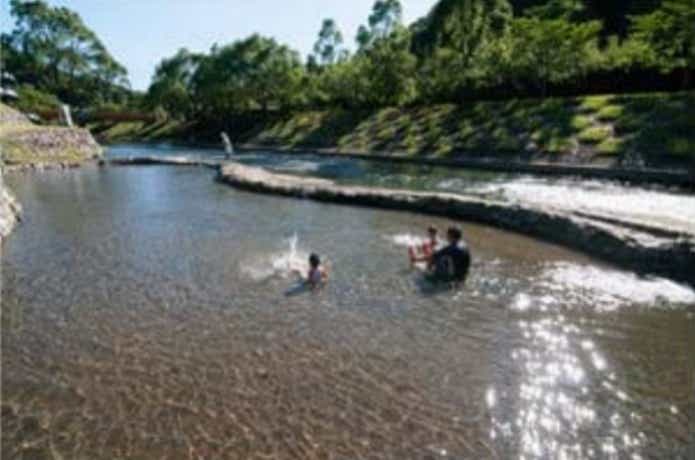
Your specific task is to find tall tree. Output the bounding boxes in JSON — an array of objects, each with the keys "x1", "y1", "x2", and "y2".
[
  {"x1": 630, "y1": 0, "x2": 695, "y2": 86},
  {"x1": 2, "y1": 0, "x2": 129, "y2": 106},
  {"x1": 311, "y1": 19, "x2": 347, "y2": 67},
  {"x1": 412, "y1": 0, "x2": 512, "y2": 55},
  {"x1": 145, "y1": 48, "x2": 200, "y2": 119},
  {"x1": 504, "y1": 17, "x2": 602, "y2": 96},
  {"x1": 361, "y1": 27, "x2": 417, "y2": 107},
  {"x1": 357, "y1": 0, "x2": 403, "y2": 50},
  {"x1": 190, "y1": 35, "x2": 304, "y2": 117},
  {"x1": 412, "y1": 0, "x2": 512, "y2": 101}
]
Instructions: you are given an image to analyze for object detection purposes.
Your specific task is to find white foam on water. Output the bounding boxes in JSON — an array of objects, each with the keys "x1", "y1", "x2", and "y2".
[
  {"x1": 476, "y1": 177, "x2": 695, "y2": 234},
  {"x1": 387, "y1": 233, "x2": 426, "y2": 248},
  {"x1": 512, "y1": 262, "x2": 695, "y2": 311},
  {"x1": 242, "y1": 232, "x2": 308, "y2": 281},
  {"x1": 275, "y1": 160, "x2": 321, "y2": 173}
]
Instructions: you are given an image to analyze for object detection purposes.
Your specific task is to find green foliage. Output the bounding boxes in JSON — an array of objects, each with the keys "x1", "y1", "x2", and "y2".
[
  {"x1": 501, "y1": 17, "x2": 602, "y2": 96},
  {"x1": 524, "y1": 0, "x2": 585, "y2": 20},
  {"x1": 578, "y1": 126, "x2": 612, "y2": 143},
  {"x1": 596, "y1": 105, "x2": 624, "y2": 120},
  {"x1": 310, "y1": 19, "x2": 347, "y2": 67},
  {"x1": 14, "y1": 84, "x2": 60, "y2": 114},
  {"x1": 570, "y1": 114, "x2": 592, "y2": 130},
  {"x1": 1, "y1": 0, "x2": 129, "y2": 107},
  {"x1": 190, "y1": 35, "x2": 304, "y2": 117},
  {"x1": 145, "y1": 48, "x2": 200, "y2": 120},
  {"x1": 596, "y1": 137, "x2": 625, "y2": 154},
  {"x1": 579, "y1": 95, "x2": 612, "y2": 111},
  {"x1": 357, "y1": 0, "x2": 403, "y2": 49},
  {"x1": 360, "y1": 28, "x2": 417, "y2": 107}
]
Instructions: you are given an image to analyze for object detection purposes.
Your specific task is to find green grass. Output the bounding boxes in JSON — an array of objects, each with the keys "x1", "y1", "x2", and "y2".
[
  {"x1": 71, "y1": 91, "x2": 695, "y2": 167},
  {"x1": 596, "y1": 105, "x2": 624, "y2": 121},
  {"x1": 596, "y1": 137, "x2": 625, "y2": 155},
  {"x1": 579, "y1": 95, "x2": 613, "y2": 112},
  {"x1": 1, "y1": 103, "x2": 100, "y2": 165},
  {"x1": 578, "y1": 126, "x2": 612, "y2": 144},
  {"x1": 570, "y1": 115, "x2": 593, "y2": 130}
]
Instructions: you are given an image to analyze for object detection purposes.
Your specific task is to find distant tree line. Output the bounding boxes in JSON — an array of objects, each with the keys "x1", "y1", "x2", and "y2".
[
  {"x1": 145, "y1": 0, "x2": 694, "y2": 123},
  {"x1": 1, "y1": 0, "x2": 693, "y2": 122}
]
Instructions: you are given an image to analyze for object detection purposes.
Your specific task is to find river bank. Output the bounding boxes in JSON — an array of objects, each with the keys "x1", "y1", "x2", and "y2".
[
  {"x1": 0, "y1": 103, "x2": 102, "y2": 170},
  {"x1": 0, "y1": 103, "x2": 103, "y2": 241},
  {"x1": 88, "y1": 91, "x2": 695, "y2": 173}
]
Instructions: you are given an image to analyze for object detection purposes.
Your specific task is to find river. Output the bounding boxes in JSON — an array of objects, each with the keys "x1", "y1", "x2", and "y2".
[{"x1": 2, "y1": 144, "x2": 694, "y2": 459}]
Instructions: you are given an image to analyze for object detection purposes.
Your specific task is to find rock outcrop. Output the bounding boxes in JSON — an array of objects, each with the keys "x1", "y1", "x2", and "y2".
[{"x1": 219, "y1": 162, "x2": 695, "y2": 286}]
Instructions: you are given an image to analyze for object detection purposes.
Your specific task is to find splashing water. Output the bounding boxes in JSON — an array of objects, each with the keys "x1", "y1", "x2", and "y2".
[
  {"x1": 387, "y1": 233, "x2": 426, "y2": 248},
  {"x1": 242, "y1": 232, "x2": 307, "y2": 281}
]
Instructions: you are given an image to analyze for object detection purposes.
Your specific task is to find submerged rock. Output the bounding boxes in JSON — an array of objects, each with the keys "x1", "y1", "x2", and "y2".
[{"x1": 218, "y1": 162, "x2": 695, "y2": 286}]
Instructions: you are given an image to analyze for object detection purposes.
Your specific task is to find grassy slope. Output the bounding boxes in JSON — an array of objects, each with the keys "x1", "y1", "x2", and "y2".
[
  {"x1": 0, "y1": 103, "x2": 101, "y2": 165},
  {"x1": 89, "y1": 92, "x2": 695, "y2": 167},
  {"x1": 85, "y1": 119, "x2": 191, "y2": 144}
]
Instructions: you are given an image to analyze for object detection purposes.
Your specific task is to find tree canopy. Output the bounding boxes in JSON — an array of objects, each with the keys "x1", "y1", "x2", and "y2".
[{"x1": 1, "y1": 0, "x2": 130, "y2": 108}]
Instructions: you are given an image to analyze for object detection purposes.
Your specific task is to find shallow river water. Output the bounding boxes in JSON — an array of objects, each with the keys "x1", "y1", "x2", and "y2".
[
  {"x1": 112, "y1": 143, "x2": 695, "y2": 234},
  {"x1": 2, "y1": 146, "x2": 695, "y2": 459}
]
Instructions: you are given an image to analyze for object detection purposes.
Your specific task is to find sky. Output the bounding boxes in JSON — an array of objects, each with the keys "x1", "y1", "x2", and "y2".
[{"x1": 1, "y1": 0, "x2": 437, "y2": 91}]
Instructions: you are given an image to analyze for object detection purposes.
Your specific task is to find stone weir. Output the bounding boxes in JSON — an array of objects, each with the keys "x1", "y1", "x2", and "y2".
[{"x1": 218, "y1": 161, "x2": 695, "y2": 286}]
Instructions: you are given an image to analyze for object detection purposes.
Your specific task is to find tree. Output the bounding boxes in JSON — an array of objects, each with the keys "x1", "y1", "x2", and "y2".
[
  {"x1": 2, "y1": 0, "x2": 129, "y2": 106},
  {"x1": 412, "y1": 0, "x2": 512, "y2": 55},
  {"x1": 630, "y1": 0, "x2": 695, "y2": 86},
  {"x1": 361, "y1": 27, "x2": 417, "y2": 107},
  {"x1": 357, "y1": 0, "x2": 403, "y2": 50},
  {"x1": 503, "y1": 17, "x2": 602, "y2": 96},
  {"x1": 190, "y1": 35, "x2": 304, "y2": 118},
  {"x1": 145, "y1": 49, "x2": 200, "y2": 119},
  {"x1": 412, "y1": 0, "x2": 512, "y2": 102},
  {"x1": 524, "y1": 0, "x2": 586, "y2": 20},
  {"x1": 311, "y1": 19, "x2": 347, "y2": 67}
]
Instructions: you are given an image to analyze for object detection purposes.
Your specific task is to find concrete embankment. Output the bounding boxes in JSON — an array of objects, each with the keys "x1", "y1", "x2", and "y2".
[{"x1": 218, "y1": 161, "x2": 695, "y2": 286}]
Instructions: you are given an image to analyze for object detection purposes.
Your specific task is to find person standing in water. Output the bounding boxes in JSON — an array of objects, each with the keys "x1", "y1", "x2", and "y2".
[
  {"x1": 408, "y1": 226, "x2": 439, "y2": 266},
  {"x1": 428, "y1": 226, "x2": 470, "y2": 284}
]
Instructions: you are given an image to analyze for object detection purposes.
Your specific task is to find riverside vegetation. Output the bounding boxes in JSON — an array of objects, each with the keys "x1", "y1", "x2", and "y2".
[
  {"x1": 89, "y1": 91, "x2": 695, "y2": 169},
  {"x1": 1, "y1": 0, "x2": 694, "y2": 170}
]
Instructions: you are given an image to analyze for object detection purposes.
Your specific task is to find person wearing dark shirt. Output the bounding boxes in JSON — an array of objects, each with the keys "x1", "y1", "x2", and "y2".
[{"x1": 428, "y1": 226, "x2": 470, "y2": 283}]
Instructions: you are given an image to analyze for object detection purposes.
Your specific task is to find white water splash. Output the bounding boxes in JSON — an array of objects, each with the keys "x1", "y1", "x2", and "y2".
[
  {"x1": 386, "y1": 233, "x2": 426, "y2": 248},
  {"x1": 242, "y1": 232, "x2": 308, "y2": 281},
  {"x1": 476, "y1": 177, "x2": 695, "y2": 234}
]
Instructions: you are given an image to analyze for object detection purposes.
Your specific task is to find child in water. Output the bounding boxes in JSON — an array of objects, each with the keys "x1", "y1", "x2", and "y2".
[
  {"x1": 408, "y1": 226, "x2": 439, "y2": 267},
  {"x1": 303, "y1": 253, "x2": 328, "y2": 289}
]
